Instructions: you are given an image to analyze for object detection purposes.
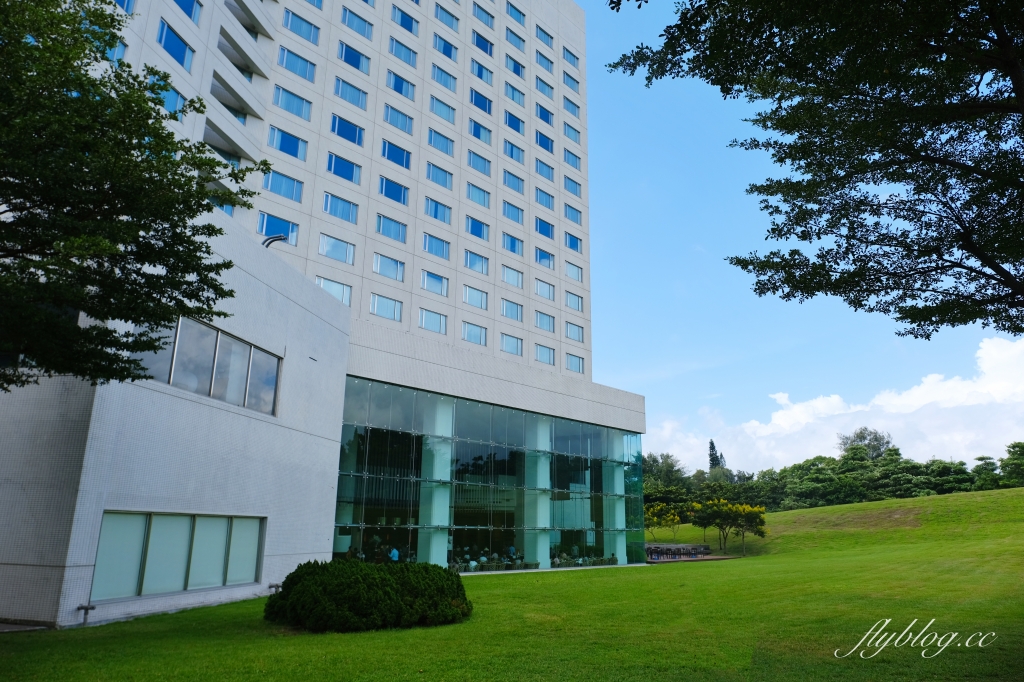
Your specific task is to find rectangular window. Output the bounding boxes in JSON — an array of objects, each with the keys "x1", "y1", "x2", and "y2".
[
  {"x1": 338, "y1": 41, "x2": 371, "y2": 73},
  {"x1": 469, "y1": 119, "x2": 492, "y2": 144},
  {"x1": 263, "y1": 171, "x2": 303, "y2": 202},
  {"x1": 506, "y1": 55, "x2": 525, "y2": 78},
  {"x1": 370, "y1": 293, "x2": 403, "y2": 321},
  {"x1": 536, "y1": 131, "x2": 554, "y2": 153},
  {"x1": 535, "y1": 217, "x2": 554, "y2": 239},
  {"x1": 274, "y1": 86, "x2": 309, "y2": 120},
  {"x1": 500, "y1": 333, "x2": 523, "y2": 356},
  {"x1": 429, "y1": 128, "x2": 455, "y2": 155},
  {"x1": 427, "y1": 162, "x2": 453, "y2": 189},
  {"x1": 565, "y1": 205, "x2": 583, "y2": 226},
  {"x1": 466, "y1": 216, "x2": 489, "y2": 240},
  {"x1": 335, "y1": 78, "x2": 368, "y2": 109},
  {"x1": 566, "y1": 261, "x2": 583, "y2": 282},
  {"x1": 421, "y1": 270, "x2": 449, "y2": 296},
  {"x1": 431, "y1": 96, "x2": 456, "y2": 123},
  {"x1": 464, "y1": 285, "x2": 488, "y2": 310},
  {"x1": 566, "y1": 291, "x2": 583, "y2": 311},
  {"x1": 107, "y1": 39, "x2": 128, "y2": 63},
  {"x1": 419, "y1": 308, "x2": 447, "y2": 334},
  {"x1": 564, "y1": 176, "x2": 582, "y2": 197},
  {"x1": 287, "y1": 8, "x2": 322, "y2": 43},
  {"x1": 464, "y1": 250, "x2": 489, "y2": 274},
  {"x1": 472, "y1": 31, "x2": 494, "y2": 56},
  {"x1": 501, "y1": 298, "x2": 523, "y2": 321},
  {"x1": 432, "y1": 64, "x2": 457, "y2": 91},
  {"x1": 392, "y1": 5, "x2": 419, "y2": 35},
  {"x1": 563, "y1": 97, "x2": 580, "y2": 118},
  {"x1": 503, "y1": 265, "x2": 523, "y2": 288},
  {"x1": 258, "y1": 212, "x2": 298, "y2": 245},
  {"x1": 435, "y1": 4, "x2": 459, "y2": 31},
  {"x1": 376, "y1": 214, "x2": 407, "y2": 242},
  {"x1": 502, "y1": 232, "x2": 523, "y2": 256},
  {"x1": 470, "y1": 59, "x2": 493, "y2": 84},
  {"x1": 536, "y1": 344, "x2": 555, "y2": 365},
  {"x1": 433, "y1": 34, "x2": 458, "y2": 62},
  {"x1": 566, "y1": 321, "x2": 584, "y2": 342},
  {"x1": 503, "y1": 170, "x2": 524, "y2": 194},
  {"x1": 323, "y1": 192, "x2": 358, "y2": 223},
  {"x1": 389, "y1": 37, "x2": 417, "y2": 67},
  {"x1": 462, "y1": 321, "x2": 487, "y2": 346},
  {"x1": 380, "y1": 137, "x2": 411, "y2": 166},
  {"x1": 467, "y1": 150, "x2": 491, "y2": 175},
  {"x1": 563, "y1": 47, "x2": 579, "y2": 68},
  {"x1": 566, "y1": 353, "x2": 584, "y2": 373},
  {"x1": 563, "y1": 71, "x2": 580, "y2": 93},
  {"x1": 467, "y1": 183, "x2": 491, "y2": 208},
  {"x1": 157, "y1": 20, "x2": 194, "y2": 72},
  {"x1": 506, "y1": 27, "x2": 525, "y2": 52},
  {"x1": 503, "y1": 139, "x2": 524, "y2": 163},
  {"x1": 535, "y1": 247, "x2": 554, "y2": 269},
  {"x1": 331, "y1": 114, "x2": 365, "y2": 146},
  {"x1": 161, "y1": 87, "x2": 186, "y2": 118},
  {"x1": 535, "y1": 50, "x2": 553, "y2": 73},
  {"x1": 535, "y1": 77, "x2": 553, "y2": 99},
  {"x1": 564, "y1": 148, "x2": 581, "y2": 170},
  {"x1": 473, "y1": 3, "x2": 494, "y2": 28},
  {"x1": 309, "y1": 0, "x2": 324, "y2": 7},
  {"x1": 505, "y1": 83, "x2": 525, "y2": 107},
  {"x1": 374, "y1": 253, "x2": 405, "y2": 282},
  {"x1": 502, "y1": 201, "x2": 523, "y2": 224},
  {"x1": 536, "y1": 104, "x2": 554, "y2": 126},
  {"x1": 379, "y1": 176, "x2": 409, "y2": 205},
  {"x1": 341, "y1": 7, "x2": 372, "y2": 39},
  {"x1": 327, "y1": 153, "x2": 361, "y2": 184},
  {"x1": 536, "y1": 159, "x2": 554, "y2": 181},
  {"x1": 268, "y1": 126, "x2": 307, "y2": 160},
  {"x1": 470, "y1": 89, "x2": 493, "y2": 114},
  {"x1": 423, "y1": 233, "x2": 450, "y2": 259},
  {"x1": 319, "y1": 233, "x2": 356, "y2": 264},
  {"x1": 535, "y1": 311, "x2": 554, "y2": 332},
  {"x1": 175, "y1": 0, "x2": 202, "y2": 23},
  {"x1": 535, "y1": 188, "x2": 554, "y2": 209},
  {"x1": 505, "y1": 110, "x2": 525, "y2": 134},
  {"x1": 278, "y1": 46, "x2": 316, "y2": 82},
  {"x1": 564, "y1": 122, "x2": 581, "y2": 144},
  {"x1": 317, "y1": 277, "x2": 352, "y2": 306},
  {"x1": 387, "y1": 70, "x2": 415, "y2": 100},
  {"x1": 384, "y1": 104, "x2": 414, "y2": 134},
  {"x1": 535, "y1": 278, "x2": 554, "y2": 300},
  {"x1": 536, "y1": 24, "x2": 553, "y2": 48},
  {"x1": 425, "y1": 197, "x2": 452, "y2": 223},
  {"x1": 506, "y1": 1, "x2": 525, "y2": 25}
]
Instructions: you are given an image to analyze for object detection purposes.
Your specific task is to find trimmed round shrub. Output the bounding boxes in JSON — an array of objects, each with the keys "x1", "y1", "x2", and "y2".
[{"x1": 264, "y1": 560, "x2": 472, "y2": 633}]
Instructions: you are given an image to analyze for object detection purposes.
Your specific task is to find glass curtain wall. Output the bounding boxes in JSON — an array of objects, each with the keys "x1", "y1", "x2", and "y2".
[{"x1": 335, "y1": 377, "x2": 645, "y2": 569}]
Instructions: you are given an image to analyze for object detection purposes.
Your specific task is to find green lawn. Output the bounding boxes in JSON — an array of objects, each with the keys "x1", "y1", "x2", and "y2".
[{"x1": 3, "y1": 489, "x2": 1022, "y2": 681}]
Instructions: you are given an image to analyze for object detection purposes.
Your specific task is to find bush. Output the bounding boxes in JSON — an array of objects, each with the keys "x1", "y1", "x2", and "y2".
[{"x1": 264, "y1": 560, "x2": 472, "y2": 633}]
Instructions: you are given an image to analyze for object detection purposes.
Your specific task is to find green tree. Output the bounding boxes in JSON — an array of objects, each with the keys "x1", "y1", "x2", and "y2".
[
  {"x1": 611, "y1": 1, "x2": 1024, "y2": 338},
  {"x1": 708, "y1": 439, "x2": 725, "y2": 469},
  {"x1": 642, "y1": 452, "x2": 691, "y2": 489},
  {"x1": 690, "y1": 501, "x2": 713, "y2": 544},
  {"x1": 731, "y1": 504, "x2": 769, "y2": 556},
  {"x1": 1000, "y1": 442, "x2": 1024, "y2": 487},
  {"x1": 839, "y1": 429, "x2": 894, "y2": 460},
  {"x1": 0, "y1": 0, "x2": 267, "y2": 391},
  {"x1": 972, "y1": 456, "x2": 1002, "y2": 490}
]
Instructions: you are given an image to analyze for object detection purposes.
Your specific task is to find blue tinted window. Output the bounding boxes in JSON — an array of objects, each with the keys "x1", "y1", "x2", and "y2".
[
  {"x1": 536, "y1": 25, "x2": 553, "y2": 48},
  {"x1": 382, "y1": 140, "x2": 412, "y2": 168},
  {"x1": 258, "y1": 212, "x2": 298, "y2": 245},
  {"x1": 535, "y1": 188, "x2": 554, "y2": 209},
  {"x1": 535, "y1": 77, "x2": 553, "y2": 98},
  {"x1": 503, "y1": 139, "x2": 524, "y2": 163},
  {"x1": 422, "y1": 270, "x2": 449, "y2": 296},
  {"x1": 327, "y1": 153, "x2": 361, "y2": 183},
  {"x1": 323, "y1": 193, "x2": 358, "y2": 223},
  {"x1": 505, "y1": 82, "x2": 525, "y2": 106},
  {"x1": 341, "y1": 7, "x2": 372, "y2": 39},
  {"x1": 278, "y1": 47, "x2": 316, "y2": 82},
  {"x1": 432, "y1": 64, "x2": 457, "y2": 92},
  {"x1": 392, "y1": 5, "x2": 419, "y2": 35},
  {"x1": 274, "y1": 86, "x2": 312, "y2": 120},
  {"x1": 472, "y1": 31, "x2": 493, "y2": 56},
  {"x1": 466, "y1": 216, "x2": 489, "y2": 240},
  {"x1": 389, "y1": 37, "x2": 417, "y2": 67},
  {"x1": 564, "y1": 148, "x2": 581, "y2": 169},
  {"x1": 469, "y1": 119, "x2": 492, "y2": 144},
  {"x1": 423, "y1": 233, "x2": 450, "y2": 259},
  {"x1": 435, "y1": 4, "x2": 459, "y2": 31},
  {"x1": 536, "y1": 131, "x2": 554, "y2": 153},
  {"x1": 506, "y1": 2, "x2": 525, "y2": 25},
  {"x1": 563, "y1": 97, "x2": 580, "y2": 118},
  {"x1": 563, "y1": 47, "x2": 579, "y2": 68},
  {"x1": 470, "y1": 89, "x2": 492, "y2": 114},
  {"x1": 564, "y1": 122, "x2": 581, "y2": 143},
  {"x1": 384, "y1": 105, "x2": 414, "y2": 134},
  {"x1": 285, "y1": 9, "x2": 321, "y2": 43},
  {"x1": 471, "y1": 59, "x2": 493, "y2": 84},
  {"x1": 473, "y1": 3, "x2": 494, "y2": 28},
  {"x1": 335, "y1": 79, "x2": 368, "y2": 109},
  {"x1": 535, "y1": 247, "x2": 554, "y2": 269},
  {"x1": 506, "y1": 55, "x2": 525, "y2": 78},
  {"x1": 268, "y1": 127, "x2": 307, "y2": 160},
  {"x1": 431, "y1": 96, "x2": 456, "y2": 123},
  {"x1": 535, "y1": 217, "x2": 554, "y2": 239},
  {"x1": 502, "y1": 233, "x2": 523, "y2": 256},
  {"x1": 564, "y1": 176, "x2": 582, "y2": 197},
  {"x1": 428, "y1": 129, "x2": 455, "y2": 155},
  {"x1": 563, "y1": 71, "x2": 580, "y2": 93},
  {"x1": 338, "y1": 41, "x2": 370, "y2": 73},
  {"x1": 506, "y1": 28, "x2": 525, "y2": 51},
  {"x1": 263, "y1": 171, "x2": 303, "y2": 202},
  {"x1": 565, "y1": 231, "x2": 582, "y2": 250},
  {"x1": 468, "y1": 150, "x2": 491, "y2": 175},
  {"x1": 503, "y1": 201, "x2": 523, "y2": 224},
  {"x1": 387, "y1": 71, "x2": 415, "y2": 100},
  {"x1": 464, "y1": 250, "x2": 489, "y2": 274},
  {"x1": 536, "y1": 50, "x2": 553, "y2": 73},
  {"x1": 505, "y1": 111, "x2": 524, "y2": 134},
  {"x1": 427, "y1": 163, "x2": 453, "y2": 190},
  {"x1": 467, "y1": 183, "x2": 490, "y2": 208},
  {"x1": 503, "y1": 170, "x2": 524, "y2": 194},
  {"x1": 379, "y1": 176, "x2": 409, "y2": 205},
  {"x1": 175, "y1": 0, "x2": 202, "y2": 23},
  {"x1": 535, "y1": 158, "x2": 554, "y2": 181},
  {"x1": 434, "y1": 34, "x2": 458, "y2": 62},
  {"x1": 157, "y1": 21, "x2": 193, "y2": 71},
  {"x1": 565, "y1": 205, "x2": 582, "y2": 226},
  {"x1": 377, "y1": 214, "x2": 407, "y2": 242},
  {"x1": 536, "y1": 104, "x2": 554, "y2": 125},
  {"x1": 425, "y1": 198, "x2": 451, "y2": 223},
  {"x1": 331, "y1": 115, "x2": 365, "y2": 146}
]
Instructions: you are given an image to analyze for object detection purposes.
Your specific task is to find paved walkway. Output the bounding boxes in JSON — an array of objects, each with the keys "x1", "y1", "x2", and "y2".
[
  {"x1": 461, "y1": 562, "x2": 649, "y2": 576},
  {"x1": 646, "y1": 555, "x2": 741, "y2": 564}
]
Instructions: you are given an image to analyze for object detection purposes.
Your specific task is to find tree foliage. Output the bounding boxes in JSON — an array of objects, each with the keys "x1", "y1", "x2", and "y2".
[
  {"x1": 837, "y1": 427, "x2": 894, "y2": 460},
  {"x1": 611, "y1": 1, "x2": 1024, "y2": 338},
  {"x1": 0, "y1": 0, "x2": 268, "y2": 391}
]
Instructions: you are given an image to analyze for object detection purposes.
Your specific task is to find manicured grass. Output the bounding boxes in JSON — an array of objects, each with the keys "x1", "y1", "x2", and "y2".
[{"x1": 3, "y1": 489, "x2": 1022, "y2": 681}]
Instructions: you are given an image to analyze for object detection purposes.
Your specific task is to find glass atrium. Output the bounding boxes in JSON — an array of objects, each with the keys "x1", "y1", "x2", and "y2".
[{"x1": 335, "y1": 377, "x2": 645, "y2": 569}]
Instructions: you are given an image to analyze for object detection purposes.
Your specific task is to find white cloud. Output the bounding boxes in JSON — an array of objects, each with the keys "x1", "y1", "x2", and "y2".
[{"x1": 644, "y1": 337, "x2": 1024, "y2": 474}]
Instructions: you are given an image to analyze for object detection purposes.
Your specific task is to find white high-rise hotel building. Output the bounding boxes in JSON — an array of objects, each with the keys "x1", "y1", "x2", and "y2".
[{"x1": 0, "y1": 0, "x2": 645, "y2": 627}]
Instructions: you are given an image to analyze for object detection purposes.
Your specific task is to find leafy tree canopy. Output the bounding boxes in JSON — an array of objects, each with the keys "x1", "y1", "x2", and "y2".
[
  {"x1": 838, "y1": 427, "x2": 894, "y2": 460},
  {"x1": 611, "y1": 1, "x2": 1024, "y2": 338},
  {"x1": 0, "y1": 0, "x2": 267, "y2": 391}
]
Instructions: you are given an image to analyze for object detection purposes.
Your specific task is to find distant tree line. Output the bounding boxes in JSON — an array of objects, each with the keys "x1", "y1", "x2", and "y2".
[{"x1": 644, "y1": 431, "x2": 1024, "y2": 514}]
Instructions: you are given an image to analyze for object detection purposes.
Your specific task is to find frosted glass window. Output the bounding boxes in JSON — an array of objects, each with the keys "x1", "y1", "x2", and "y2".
[
  {"x1": 141, "y1": 515, "x2": 192, "y2": 595},
  {"x1": 170, "y1": 318, "x2": 217, "y2": 396},
  {"x1": 246, "y1": 348, "x2": 279, "y2": 415},
  {"x1": 91, "y1": 512, "x2": 148, "y2": 601},
  {"x1": 226, "y1": 517, "x2": 262, "y2": 585},
  {"x1": 317, "y1": 277, "x2": 352, "y2": 305},
  {"x1": 187, "y1": 516, "x2": 229, "y2": 589},
  {"x1": 211, "y1": 334, "x2": 250, "y2": 406}
]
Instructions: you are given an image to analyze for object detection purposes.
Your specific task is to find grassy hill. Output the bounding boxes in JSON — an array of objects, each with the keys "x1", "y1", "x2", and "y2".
[{"x1": 4, "y1": 489, "x2": 1022, "y2": 681}]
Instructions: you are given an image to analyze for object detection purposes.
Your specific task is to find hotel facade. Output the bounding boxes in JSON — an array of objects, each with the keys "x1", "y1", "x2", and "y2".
[{"x1": 0, "y1": 0, "x2": 645, "y2": 627}]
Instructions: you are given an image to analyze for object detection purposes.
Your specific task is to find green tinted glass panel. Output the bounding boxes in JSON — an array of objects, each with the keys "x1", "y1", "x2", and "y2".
[{"x1": 91, "y1": 512, "x2": 148, "y2": 600}]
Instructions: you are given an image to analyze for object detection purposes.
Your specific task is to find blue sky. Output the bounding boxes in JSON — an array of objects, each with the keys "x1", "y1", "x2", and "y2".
[{"x1": 578, "y1": 1, "x2": 1024, "y2": 473}]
